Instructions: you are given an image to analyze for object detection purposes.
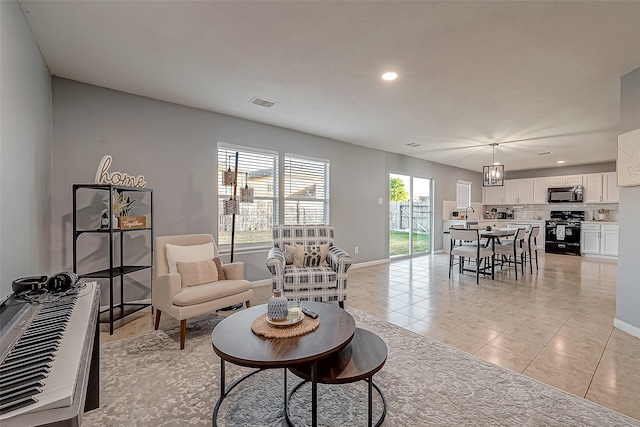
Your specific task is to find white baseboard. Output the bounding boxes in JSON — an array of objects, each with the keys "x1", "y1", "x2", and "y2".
[
  {"x1": 350, "y1": 259, "x2": 390, "y2": 269},
  {"x1": 614, "y1": 318, "x2": 640, "y2": 339},
  {"x1": 581, "y1": 253, "x2": 618, "y2": 260}
]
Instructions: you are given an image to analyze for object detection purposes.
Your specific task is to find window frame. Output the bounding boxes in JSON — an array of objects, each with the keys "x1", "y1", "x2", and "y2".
[
  {"x1": 456, "y1": 180, "x2": 472, "y2": 210},
  {"x1": 283, "y1": 153, "x2": 330, "y2": 225},
  {"x1": 217, "y1": 143, "x2": 279, "y2": 250}
]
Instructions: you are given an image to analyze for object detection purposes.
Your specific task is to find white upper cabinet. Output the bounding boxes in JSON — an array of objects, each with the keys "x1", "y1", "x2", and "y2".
[
  {"x1": 583, "y1": 172, "x2": 619, "y2": 203},
  {"x1": 503, "y1": 180, "x2": 518, "y2": 204},
  {"x1": 603, "y1": 172, "x2": 619, "y2": 202},
  {"x1": 584, "y1": 173, "x2": 604, "y2": 203},
  {"x1": 517, "y1": 178, "x2": 533, "y2": 204},
  {"x1": 482, "y1": 185, "x2": 504, "y2": 205},
  {"x1": 548, "y1": 175, "x2": 583, "y2": 187},
  {"x1": 504, "y1": 179, "x2": 533, "y2": 204},
  {"x1": 482, "y1": 173, "x2": 617, "y2": 207},
  {"x1": 547, "y1": 176, "x2": 566, "y2": 187},
  {"x1": 566, "y1": 175, "x2": 584, "y2": 186},
  {"x1": 532, "y1": 177, "x2": 549, "y2": 204}
]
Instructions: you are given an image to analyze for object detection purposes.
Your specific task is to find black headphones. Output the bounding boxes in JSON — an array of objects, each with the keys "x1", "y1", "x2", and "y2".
[{"x1": 12, "y1": 272, "x2": 79, "y2": 294}]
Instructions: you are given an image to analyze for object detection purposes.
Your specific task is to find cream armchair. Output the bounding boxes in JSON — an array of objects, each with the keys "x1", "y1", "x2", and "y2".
[{"x1": 153, "y1": 234, "x2": 253, "y2": 349}]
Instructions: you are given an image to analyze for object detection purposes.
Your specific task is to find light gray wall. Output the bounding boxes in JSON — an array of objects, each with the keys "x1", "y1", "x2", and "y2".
[
  {"x1": 51, "y1": 78, "x2": 484, "y2": 304},
  {"x1": 616, "y1": 66, "x2": 640, "y2": 336},
  {"x1": 0, "y1": 1, "x2": 52, "y2": 300},
  {"x1": 51, "y1": 79, "x2": 416, "y2": 289}
]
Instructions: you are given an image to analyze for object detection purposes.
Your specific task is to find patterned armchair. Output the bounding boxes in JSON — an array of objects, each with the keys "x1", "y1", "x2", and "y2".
[{"x1": 266, "y1": 224, "x2": 352, "y2": 307}]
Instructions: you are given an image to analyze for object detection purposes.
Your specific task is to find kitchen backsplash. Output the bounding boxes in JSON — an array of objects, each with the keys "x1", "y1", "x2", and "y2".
[
  {"x1": 443, "y1": 200, "x2": 485, "y2": 220},
  {"x1": 443, "y1": 200, "x2": 619, "y2": 222},
  {"x1": 484, "y1": 203, "x2": 619, "y2": 222}
]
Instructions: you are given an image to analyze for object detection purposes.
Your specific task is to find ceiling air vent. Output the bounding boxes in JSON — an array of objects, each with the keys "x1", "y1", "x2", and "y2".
[
  {"x1": 537, "y1": 151, "x2": 553, "y2": 156},
  {"x1": 249, "y1": 97, "x2": 277, "y2": 108},
  {"x1": 405, "y1": 143, "x2": 421, "y2": 148}
]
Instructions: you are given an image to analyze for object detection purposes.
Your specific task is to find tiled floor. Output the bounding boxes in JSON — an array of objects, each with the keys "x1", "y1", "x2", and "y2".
[{"x1": 102, "y1": 252, "x2": 640, "y2": 420}]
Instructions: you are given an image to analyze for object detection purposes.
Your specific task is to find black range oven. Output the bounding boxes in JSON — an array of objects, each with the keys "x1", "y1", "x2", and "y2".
[{"x1": 545, "y1": 211, "x2": 585, "y2": 256}]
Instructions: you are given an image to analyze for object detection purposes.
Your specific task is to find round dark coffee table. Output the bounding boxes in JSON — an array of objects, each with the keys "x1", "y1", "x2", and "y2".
[
  {"x1": 287, "y1": 328, "x2": 388, "y2": 427},
  {"x1": 211, "y1": 302, "x2": 356, "y2": 427}
]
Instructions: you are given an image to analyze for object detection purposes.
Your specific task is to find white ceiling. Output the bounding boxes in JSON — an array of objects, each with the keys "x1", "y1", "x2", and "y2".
[{"x1": 19, "y1": 1, "x2": 640, "y2": 173}]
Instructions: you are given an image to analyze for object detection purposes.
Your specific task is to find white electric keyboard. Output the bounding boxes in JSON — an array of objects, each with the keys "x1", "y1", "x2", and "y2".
[{"x1": 0, "y1": 281, "x2": 100, "y2": 426}]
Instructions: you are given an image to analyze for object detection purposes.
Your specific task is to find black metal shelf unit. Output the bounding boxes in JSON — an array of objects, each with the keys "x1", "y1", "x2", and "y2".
[{"x1": 72, "y1": 184, "x2": 154, "y2": 335}]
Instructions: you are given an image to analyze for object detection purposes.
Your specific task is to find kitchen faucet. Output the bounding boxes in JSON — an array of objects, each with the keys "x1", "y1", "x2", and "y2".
[{"x1": 465, "y1": 206, "x2": 475, "y2": 220}]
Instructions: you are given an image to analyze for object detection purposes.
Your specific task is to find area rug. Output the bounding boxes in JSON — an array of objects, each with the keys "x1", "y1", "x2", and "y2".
[{"x1": 83, "y1": 308, "x2": 639, "y2": 427}]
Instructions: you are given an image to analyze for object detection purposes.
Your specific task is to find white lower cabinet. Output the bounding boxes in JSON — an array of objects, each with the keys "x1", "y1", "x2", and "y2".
[
  {"x1": 581, "y1": 224, "x2": 601, "y2": 254},
  {"x1": 601, "y1": 224, "x2": 619, "y2": 256},
  {"x1": 580, "y1": 223, "x2": 618, "y2": 257}
]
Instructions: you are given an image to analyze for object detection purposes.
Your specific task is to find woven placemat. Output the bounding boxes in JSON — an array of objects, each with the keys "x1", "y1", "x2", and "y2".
[{"x1": 251, "y1": 313, "x2": 320, "y2": 339}]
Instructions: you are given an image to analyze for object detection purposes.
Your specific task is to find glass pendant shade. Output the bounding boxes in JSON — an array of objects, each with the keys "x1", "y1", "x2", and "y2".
[
  {"x1": 239, "y1": 173, "x2": 254, "y2": 202},
  {"x1": 223, "y1": 167, "x2": 235, "y2": 186},
  {"x1": 483, "y1": 143, "x2": 504, "y2": 187},
  {"x1": 483, "y1": 164, "x2": 504, "y2": 186},
  {"x1": 240, "y1": 185, "x2": 254, "y2": 203},
  {"x1": 223, "y1": 198, "x2": 239, "y2": 215}
]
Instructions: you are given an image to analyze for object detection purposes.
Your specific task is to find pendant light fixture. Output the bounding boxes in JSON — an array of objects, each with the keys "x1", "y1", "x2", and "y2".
[
  {"x1": 239, "y1": 172, "x2": 254, "y2": 203},
  {"x1": 223, "y1": 155, "x2": 235, "y2": 186},
  {"x1": 223, "y1": 197, "x2": 239, "y2": 215},
  {"x1": 483, "y1": 143, "x2": 504, "y2": 187}
]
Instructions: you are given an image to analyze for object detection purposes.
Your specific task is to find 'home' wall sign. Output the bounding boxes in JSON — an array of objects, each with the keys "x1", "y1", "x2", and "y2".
[{"x1": 95, "y1": 155, "x2": 147, "y2": 188}]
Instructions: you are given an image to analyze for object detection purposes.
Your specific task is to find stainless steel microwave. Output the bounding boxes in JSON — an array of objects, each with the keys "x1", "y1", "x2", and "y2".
[{"x1": 547, "y1": 186, "x2": 584, "y2": 203}]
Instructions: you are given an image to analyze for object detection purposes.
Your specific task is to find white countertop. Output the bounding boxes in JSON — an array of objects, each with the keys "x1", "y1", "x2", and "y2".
[{"x1": 444, "y1": 219, "x2": 546, "y2": 223}]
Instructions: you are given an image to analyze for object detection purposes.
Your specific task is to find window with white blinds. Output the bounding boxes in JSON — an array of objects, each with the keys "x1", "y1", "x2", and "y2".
[
  {"x1": 217, "y1": 144, "x2": 278, "y2": 246},
  {"x1": 456, "y1": 180, "x2": 471, "y2": 209},
  {"x1": 284, "y1": 155, "x2": 330, "y2": 225}
]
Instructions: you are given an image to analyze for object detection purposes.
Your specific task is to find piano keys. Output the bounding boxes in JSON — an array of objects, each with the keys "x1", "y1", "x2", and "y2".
[{"x1": 0, "y1": 281, "x2": 100, "y2": 426}]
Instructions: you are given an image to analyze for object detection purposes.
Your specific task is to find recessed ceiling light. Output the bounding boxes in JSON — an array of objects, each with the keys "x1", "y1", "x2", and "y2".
[
  {"x1": 382, "y1": 72, "x2": 398, "y2": 81},
  {"x1": 493, "y1": 162, "x2": 501, "y2": 165},
  {"x1": 557, "y1": 160, "x2": 566, "y2": 164}
]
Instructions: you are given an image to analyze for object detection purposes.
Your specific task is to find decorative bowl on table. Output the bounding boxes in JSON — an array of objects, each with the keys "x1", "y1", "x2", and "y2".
[{"x1": 266, "y1": 312, "x2": 305, "y2": 327}]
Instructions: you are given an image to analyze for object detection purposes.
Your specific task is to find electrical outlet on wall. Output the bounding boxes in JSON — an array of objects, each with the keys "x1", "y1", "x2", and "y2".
[{"x1": 354, "y1": 246, "x2": 359, "y2": 254}]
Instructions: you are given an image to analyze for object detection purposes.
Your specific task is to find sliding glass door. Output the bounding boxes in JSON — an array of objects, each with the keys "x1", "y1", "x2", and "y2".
[{"x1": 389, "y1": 174, "x2": 433, "y2": 257}]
